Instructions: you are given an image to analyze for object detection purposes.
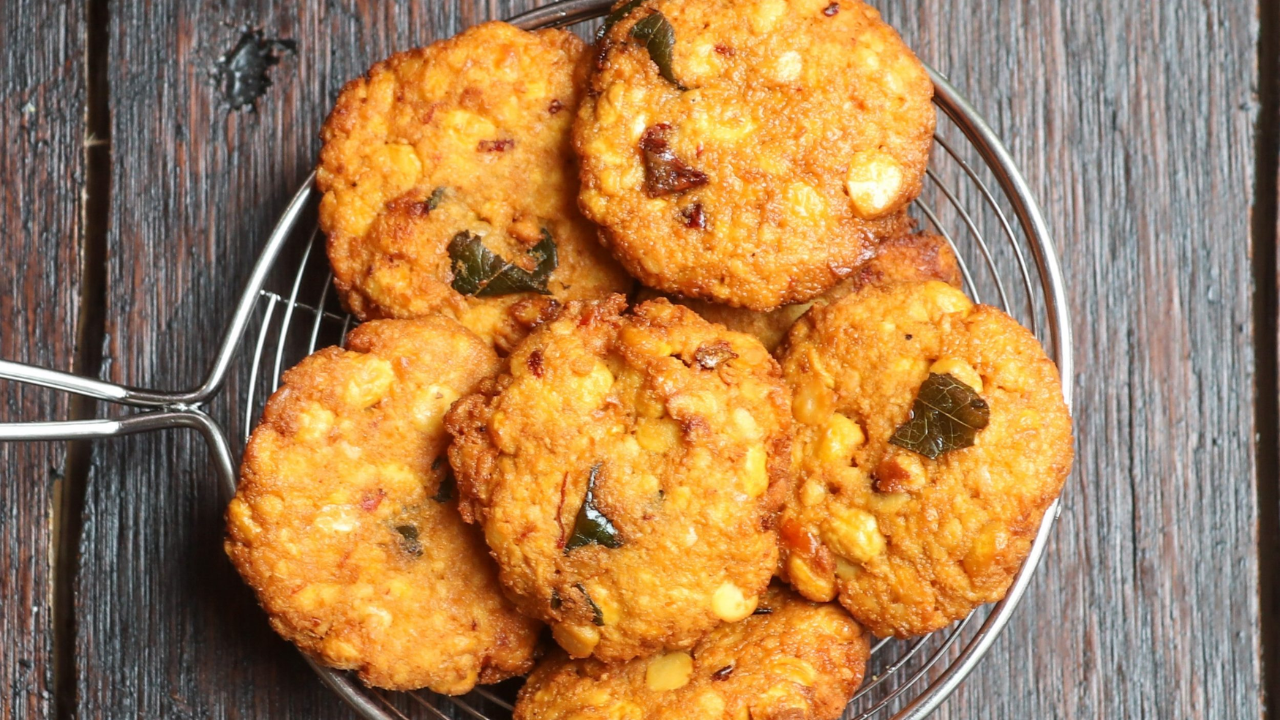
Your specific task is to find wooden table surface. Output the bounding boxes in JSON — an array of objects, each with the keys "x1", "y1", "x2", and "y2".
[{"x1": 1, "y1": 1, "x2": 1275, "y2": 718}]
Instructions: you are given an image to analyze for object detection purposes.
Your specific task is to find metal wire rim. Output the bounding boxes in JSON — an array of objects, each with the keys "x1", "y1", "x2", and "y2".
[{"x1": 0, "y1": 1, "x2": 1072, "y2": 718}]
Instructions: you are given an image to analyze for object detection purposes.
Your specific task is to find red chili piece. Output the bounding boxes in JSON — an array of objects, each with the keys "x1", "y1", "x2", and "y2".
[
  {"x1": 478, "y1": 138, "x2": 515, "y2": 152},
  {"x1": 527, "y1": 349, "x2": 545, "y2": 378},
  {"x1": 681, "y1": 203, "x2": 707, "y2": 229},
  {"x1": 639, "y1": 124, "x2": 709, "y2": 197}
]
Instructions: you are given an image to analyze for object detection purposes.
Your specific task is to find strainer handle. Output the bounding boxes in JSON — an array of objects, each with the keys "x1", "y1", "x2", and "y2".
[
  {"x1": 0, "y1": 359, "x2": 237, "y2": 492},
  {"x1": 0, "y1": 359, "x2": 182, "y2": 407}
]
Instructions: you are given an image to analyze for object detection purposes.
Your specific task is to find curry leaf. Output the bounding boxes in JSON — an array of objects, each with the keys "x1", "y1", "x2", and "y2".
[
  {"x1": 598, "y1": 0, "x2": 646, "y2": 39},
  {"x1": 426, "y1": 186, "x2": 446, "y2": 211},
  {"x1": 889, "y1": 373, "x2": 990, "y2": 460},
  {"x1": 448, "y1": 231, "x2": 507, "y2": 295},
  {"x1": 478, "y1": 230, "x2": 558, "y2": 297},
  {"x1": 394, "y1": 524, "x2": 423, "y2": 557},
  {"x1": 447, "y1": 229, "x2": 558, "y2": 297},
  {"x1": 576, "y1": 583, "x2": 605, "y2": 626},
  {"x1": 630, "y1": 12, "x2": 682, "y2": 88},
  {"x1": 564, "y1": 463, "x2": 622, "y2": 552}
]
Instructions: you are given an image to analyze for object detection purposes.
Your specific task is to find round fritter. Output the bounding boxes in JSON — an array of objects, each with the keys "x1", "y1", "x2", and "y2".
[
  {"x1": 446, "y1": 296, "x2": 792, "y2": 662},
  {"x1": 515, "y1": 584, "x2": 869, "y2": 720},
  {"x1": 225, "y1": 317, "x2": 542, "y2": 692},
  {"x1": 319, "y1": 21, "x2": 632, "y2": 353},
  {"x1": 575, "y1": 0, "x2": 935, "y2": 310},
  {"x1": 776, "y1": 281, "x2": 1073, "y2": 637},
  {"x1": 642, "y1": 227, "x2": 962, "y2": 352}
]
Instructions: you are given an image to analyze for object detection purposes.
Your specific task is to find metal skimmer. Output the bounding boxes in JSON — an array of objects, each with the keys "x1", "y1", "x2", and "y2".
[{"x1": 0, "y1": 2, "x2": 1072, "y2": 718}]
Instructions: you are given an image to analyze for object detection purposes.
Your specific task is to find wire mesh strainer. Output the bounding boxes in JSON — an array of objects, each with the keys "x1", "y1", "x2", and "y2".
[{"x1": 0, "y1": 1, "x2": 1071, "y2": 717}]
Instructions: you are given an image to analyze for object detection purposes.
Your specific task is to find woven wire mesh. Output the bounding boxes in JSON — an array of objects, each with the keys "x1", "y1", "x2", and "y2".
[
  {"x1": 226, "y1": 3, "x2": 1070, "y2": 718},
  {"x1": 0, "y1": 2, "x2": 1068, "y2": 716}
]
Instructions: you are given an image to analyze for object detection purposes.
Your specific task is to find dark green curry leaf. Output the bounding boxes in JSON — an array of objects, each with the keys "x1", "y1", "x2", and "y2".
[
  {"x1": 478, "y1": 230, "x2": 557, "y2": 297},
  {"x1": 448, "y1": 231, "x2": 507, "y2": 295},
  {"x1": 550, "y1": 589, "x2": 563, "y2": 611},
  {"x1": 394, "y1": 524, "x2": 423, "y2": 557},
  {"x1": 630, "y1": 12, "x2": 682, "y2": 88},
  {"x1": 564, "y1": 463, "x2": 622, "y2": 553},
  {"x1": 426, "y1": 186, "x2": 446, "y2": 211},
  {"x1": 576, "y1": 583, "x2": 605, "y2": 626},
  {"x1": 598, "y1": 0, "x2": 646, "y2": 39},
  {"x1": 447, "y1": 229, "x2": 557, "y2": 297},
  {"x1": 889, "y1": 373, "x2": 990, "y2": 460}
]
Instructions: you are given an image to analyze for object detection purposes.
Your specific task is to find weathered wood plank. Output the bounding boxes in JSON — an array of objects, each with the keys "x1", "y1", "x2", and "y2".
[
  {"x1": 0, "y1": 3, "x2": 88, "y2": 720},
  {"x1": 80, "y1": 2, "x2": 552, "y2": 718},
  {"x1": 877, "y1": 0, "x2": 1264, "y2": 717},
  {"x1": 76, "y1": 0, "x2": 1265, "y2": 719}
]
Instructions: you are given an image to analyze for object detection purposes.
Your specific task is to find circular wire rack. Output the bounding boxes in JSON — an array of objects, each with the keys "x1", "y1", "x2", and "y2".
[{"x1": 0, "y1": 1, "x2": 1072, "y2": 718}]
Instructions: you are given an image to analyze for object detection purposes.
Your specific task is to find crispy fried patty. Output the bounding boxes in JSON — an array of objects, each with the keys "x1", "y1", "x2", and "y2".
[
  {"x1": 575, "y1": 0, "x2": 935, "y2": 310},
  {"x1": 515, "y1": 584, "x2": 869, "y2": 720},
  {"x1": 776, "y1": 281, "x2": 1073, "y2": 637},
  {"x1": 645, "y1": 227, "x2": 963, "y2": 352},
  {"x1": 447, "y1": 296, "x2": 792, "y2": 662},
  {"x1": 319, "y1": 22, "x2": 632, "y2": 353},
  {"x1": 226, "y1": 317, "x2": 542, "y2": 692}
]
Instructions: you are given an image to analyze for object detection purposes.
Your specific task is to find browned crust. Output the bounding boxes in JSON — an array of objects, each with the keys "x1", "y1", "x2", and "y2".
[
  {"x1": 515, "y1": 584, "x2": 870, "y2": 720},
  {"x1": 640, "y1": 226, "x2": 964, "y2": 352},
  {"x1": 447, "y1": 296, "x2": 794, "y2": 662},
  {"x1": 225, "y1": 317, "x2": 543, "y2": 692},
  {"x1": 575, "y1": 0, "x2": 936, "y2": 310},
  {"x1": 776, "y1": 282, "x2": 1074, "y2": 637},
  {"x1": 318, "y1": 21, "x2": 631, "y2": 352}
]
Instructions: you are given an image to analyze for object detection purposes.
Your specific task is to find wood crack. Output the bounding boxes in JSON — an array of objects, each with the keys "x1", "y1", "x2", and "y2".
[
  {"x1": 53, "y1": 0, "x2": 111, "y2": 717},
  {"x1": 1255, "y1": 0, "x2": 1280, "y2": 716}
]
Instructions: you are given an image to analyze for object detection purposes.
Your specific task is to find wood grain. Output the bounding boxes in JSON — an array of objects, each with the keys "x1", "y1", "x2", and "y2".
[
  {"x1": 79, "y1": 3, "x2": 549, "y2": 717},
  {"x1": 63, "y1": 1, "x2": 1268, "y2": 719},
  {"x1": 877, "y1": 1, "x2": 1265, "y2": 718},
  {"x1": 0, "y1": 3, "x2": 87, "y2": 719}
]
